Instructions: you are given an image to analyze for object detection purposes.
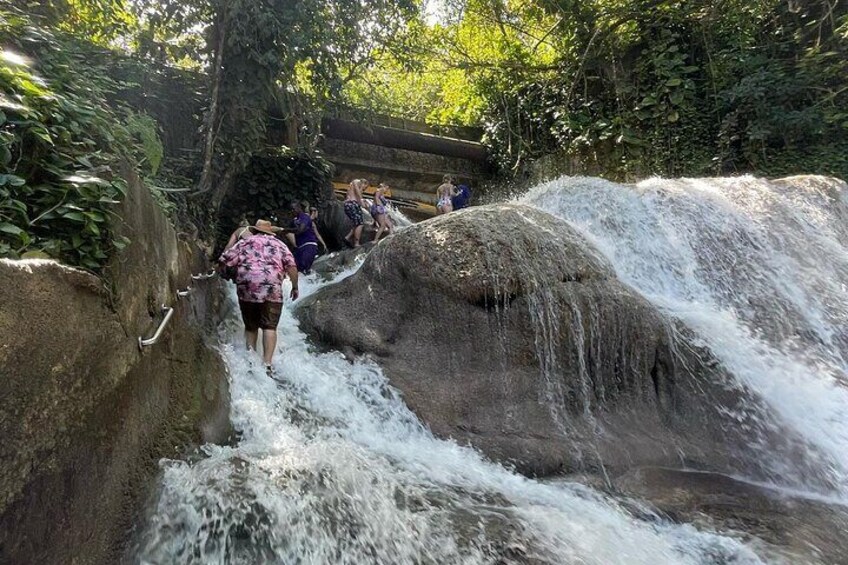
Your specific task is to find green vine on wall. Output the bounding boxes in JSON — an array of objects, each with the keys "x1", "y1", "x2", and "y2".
[
  {"x1": 0, "y1": 4, "x2": 162, "y2": 271},
  {"x1": 216, "y1": 148, "x2": 333, "y2": 251}
]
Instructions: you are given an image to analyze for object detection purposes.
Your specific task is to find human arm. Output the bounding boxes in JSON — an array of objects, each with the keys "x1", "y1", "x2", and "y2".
[
  {"x1": 223, "y1": 229, "x2": 240, "y2": 251},
  {"x1": 279, "y1": 243, "x2": 299, "y2": 299},
  {"x1": 287, "y1": 266, "x2": 299, "y2": 300},
  {"x1": 312, "y1": 223, "x2": 327, "y2": 251},
  {"x1": 219, "y1": 240, "x2": 242, "y2": 267}
]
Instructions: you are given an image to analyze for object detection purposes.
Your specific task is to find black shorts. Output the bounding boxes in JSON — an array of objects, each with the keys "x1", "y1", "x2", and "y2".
[
  {"x1": 238, "y1": 300, "x2": 283, "y2": 331},
  {"x1": 344, "y1": 200, "x2": 364, "y2": 226}
]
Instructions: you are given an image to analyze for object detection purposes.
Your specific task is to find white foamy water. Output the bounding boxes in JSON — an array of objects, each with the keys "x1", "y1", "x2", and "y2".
[
  {"x1": 521, "y1": 175, "x2": 848, "y2": 492},
  {"x1": 134, "y1": 263, "x2": 762, "y2": 564}
]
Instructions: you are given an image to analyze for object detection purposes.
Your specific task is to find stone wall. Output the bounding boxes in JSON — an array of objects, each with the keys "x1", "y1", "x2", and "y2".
[
  {"x1": 0, "y1": 168, "x2": 229, "y2": 564},
  {"x1": 322, "y1": 137, "x2": 487, "y2": 205}
]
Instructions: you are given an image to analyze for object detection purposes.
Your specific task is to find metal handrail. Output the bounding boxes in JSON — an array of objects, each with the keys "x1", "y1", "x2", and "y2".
[
  {"x1": 176, "y1": 287, "x2": 193, "y2": 299},
  {"x1": 191, "y1": 270, "x2": 217, "y2": 281},
  {"x1": 138, "y1": 305, "x2": 175, "y2": 350}
]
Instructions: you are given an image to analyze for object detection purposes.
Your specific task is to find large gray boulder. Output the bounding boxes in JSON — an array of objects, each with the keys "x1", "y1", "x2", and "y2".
[
  {"x1": 316, "y1": 200, "x2": 377, "y2": 250},
  {"x1": 298, "y1": 204, "x2": 814, "y2": 481}
]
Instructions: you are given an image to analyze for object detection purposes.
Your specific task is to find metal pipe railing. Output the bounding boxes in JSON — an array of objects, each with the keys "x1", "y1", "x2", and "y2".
[
  {"x1": 138, "y1": 305, "x2": 175, "y2": 350},
  {"x1": 137, "y1": 269, "x2": 216, "y2": 349},
  {"x1": 192, "y1": 270, "x2": 217, "y2": 281}
]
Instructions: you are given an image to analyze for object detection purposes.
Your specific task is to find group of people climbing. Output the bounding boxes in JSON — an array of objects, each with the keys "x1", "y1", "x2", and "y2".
[
  {"x1": 343, "y1": 178, "x2": 394, "y2": 248},
  {"x1": 217, "y1": 198, "x2": 329, "y2": 375},
  {"x1": 218, "y1": 175, "x2": 470, "y2": 375}
]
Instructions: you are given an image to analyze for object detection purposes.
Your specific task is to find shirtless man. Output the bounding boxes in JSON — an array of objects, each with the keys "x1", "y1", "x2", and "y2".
[{"x1": 343, "y1": 178, "x2": 367, "y2": 247}]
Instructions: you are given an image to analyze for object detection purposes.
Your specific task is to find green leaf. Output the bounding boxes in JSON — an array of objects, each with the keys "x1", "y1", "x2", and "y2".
[
  {"x1": 62, "y1": 211, "x2": 86, "y2": 222},
  {"x1": 0, "y1": 222, "x2": 23, "y2": 235},
  {"x1": 0, "y1": 174, "x2": 26, "y2": 187}
]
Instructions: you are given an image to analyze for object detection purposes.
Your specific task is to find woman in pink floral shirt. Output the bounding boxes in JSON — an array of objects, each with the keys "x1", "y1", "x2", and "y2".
[{"x1": 219, "y1": 220, "x2": 298, "y2": 371}]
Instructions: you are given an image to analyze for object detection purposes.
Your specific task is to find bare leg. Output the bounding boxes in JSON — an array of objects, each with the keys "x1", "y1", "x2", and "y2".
[
  {"x1": 245, "y1": 329, "x2": 258, "y2": 352},
  {"x1": 262, "y1": 329, "x2": 277, "y2": 365},
  {"x1": 352, "y1": 225, "x2": 363, "y2": 247},
  {"x1": 373, "y1": 216, "x2": 386, "y2": 241}
]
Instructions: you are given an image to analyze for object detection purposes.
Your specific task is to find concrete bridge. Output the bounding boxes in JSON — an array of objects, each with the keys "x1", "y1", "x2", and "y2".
[{"x1": 273, "y1": 105, "x2": 489, "y2": 218}]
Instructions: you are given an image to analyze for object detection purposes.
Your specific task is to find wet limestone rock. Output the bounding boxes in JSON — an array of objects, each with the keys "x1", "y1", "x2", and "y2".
[
  {"x1": 316, "y1": 200, "x2": 379, "y2": 250},
  {"x1": 297, "y1": 204, "x2": 799, "y2": 478}
]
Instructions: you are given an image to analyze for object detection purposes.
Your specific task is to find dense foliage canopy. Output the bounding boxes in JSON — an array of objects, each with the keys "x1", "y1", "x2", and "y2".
[
  {"x1": 346, "y1": 0, "x2": 848, "y2": 179},
  {"x1": 2, "y1": 0, "x2": 847, "y2": 273},
  {"x1": 0, "y1": 3, "x2": 160, "y2": 269}
]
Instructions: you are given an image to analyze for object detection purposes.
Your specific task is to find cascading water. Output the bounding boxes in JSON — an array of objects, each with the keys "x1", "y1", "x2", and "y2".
[
  {"x1": 520, "y1": 175, "x2": 848, "y2": 494},
  {"x1": 133, "y1": 264, "x2": 763, "y2": 564}
]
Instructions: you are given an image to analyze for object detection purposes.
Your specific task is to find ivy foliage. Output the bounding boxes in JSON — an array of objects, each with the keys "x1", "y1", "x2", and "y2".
[
  {"x1": 345, "y1": 0, "x2": 848, "y2": 181},
  {"x1": 216, "y1": 148, "x2": 334, "y2": 251},
  {"x1": 195, "y1": 0, "x2": 418, "y2": 211},
  {"x1": 0, "y1": 4, "x2": 161, "y2": 270}
]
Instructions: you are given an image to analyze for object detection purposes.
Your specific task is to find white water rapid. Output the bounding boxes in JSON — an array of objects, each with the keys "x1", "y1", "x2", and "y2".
[
  {"x1": 520, "y1": 175, "x2": 848, "y2": 495},
  {"x1": 134, "y1": 263, "x2": 763, "y2": 564}
]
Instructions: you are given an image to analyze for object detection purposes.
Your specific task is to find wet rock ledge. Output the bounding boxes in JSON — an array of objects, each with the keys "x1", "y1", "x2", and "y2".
[
  {"x1": 0, "y1": 169, "x2": 230, "y2": 564},
  {"x1": 297, "y1": 204, "x2": 811, "y2": 483}
]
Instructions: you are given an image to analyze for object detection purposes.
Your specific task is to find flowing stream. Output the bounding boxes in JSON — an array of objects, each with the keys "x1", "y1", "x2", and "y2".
[
  {"x1": 134, "y1": 264, "x2": 762, "y2": 564},
  {"x1": 520, "y1": 175, "x2": 848, "y2": 494},
  {"x1": 134, "y1": 174, "x2": 848, "y2": 563}
]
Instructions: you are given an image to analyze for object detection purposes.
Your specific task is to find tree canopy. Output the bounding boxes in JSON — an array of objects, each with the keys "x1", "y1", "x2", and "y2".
[
  {"x1": 4, "y1": 0, "x2": 848, "y2": 239},
  {"x1": 344, "y1": 0, "x2": 848, "y2": 178}
]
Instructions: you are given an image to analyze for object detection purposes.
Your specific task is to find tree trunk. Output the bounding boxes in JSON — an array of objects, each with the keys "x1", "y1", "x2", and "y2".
[{"x1": 196, "y1": 7, "x2": 228, "y2": 197}]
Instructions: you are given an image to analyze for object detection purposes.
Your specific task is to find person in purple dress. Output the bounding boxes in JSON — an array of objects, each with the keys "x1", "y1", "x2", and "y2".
[
  {"x1": 218, "y1": 219, "x2": 299, "y2": 373},
  {"x1": 281, "y1": 201, "x2": 320, "y2": 273}
]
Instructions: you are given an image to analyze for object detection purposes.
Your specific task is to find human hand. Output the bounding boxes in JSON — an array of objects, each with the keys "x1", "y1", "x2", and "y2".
[{"x1": 290, "y1": 286, "x2": 299, "y2": 300}]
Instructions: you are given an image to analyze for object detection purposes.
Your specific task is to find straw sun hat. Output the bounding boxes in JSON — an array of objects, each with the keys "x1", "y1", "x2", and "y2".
[{"x1": 249, "y1": 219, "x2": 278, "y2": 236}]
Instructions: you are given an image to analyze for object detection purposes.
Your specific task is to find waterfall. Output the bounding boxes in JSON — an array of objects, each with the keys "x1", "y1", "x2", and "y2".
[
  {"x1": 520, "y1": 175, "x2": 848, "y2": 494},
  {"x1": 133, "y1": 264, "x2": 761, "y2": 564}
]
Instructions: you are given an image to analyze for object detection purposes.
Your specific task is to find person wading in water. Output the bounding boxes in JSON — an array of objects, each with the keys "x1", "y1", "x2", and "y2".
[
  {"x1": 223, "y1": 217, "x2": 252, "y2": 251},
  {"x1": 218, "y1": 219, "x2": 298, "y2": 376},
  {"x1": 343, "y1": 179, "x2": 367, "y2": 247},
  {"x1": 370, "y1": 183, "x2": 393, "y2": 242},
  {"x1": 436, "y1": 174, "x2": 456, "y2": 215},
  {"x1": 280, "y1": 200, "x2": 320, "y2": 273}
]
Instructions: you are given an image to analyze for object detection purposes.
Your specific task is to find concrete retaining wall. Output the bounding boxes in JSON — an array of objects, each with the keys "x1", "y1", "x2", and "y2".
[{"x1": 0, "y1": 169, "x2": 229, "y2": 564}]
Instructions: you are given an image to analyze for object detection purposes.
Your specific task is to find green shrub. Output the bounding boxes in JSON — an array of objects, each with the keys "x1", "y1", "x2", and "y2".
[
  {"x1": 0, "y1": 5, "x2": 159, "y2": 271},
  {"x1": 216, "y1": 148, "x2": 334, "y2": 251}
]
